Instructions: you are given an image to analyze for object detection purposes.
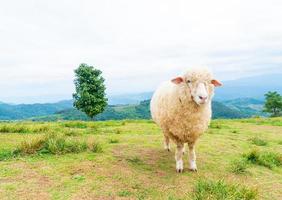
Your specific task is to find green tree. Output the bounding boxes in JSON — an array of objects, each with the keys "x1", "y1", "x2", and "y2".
[
  {"x1": 263, "y1": 91, "x2": 282, "y2": 117},
  {"x1": 73, "y1": 63, "x2": 107, "y2": 119}
]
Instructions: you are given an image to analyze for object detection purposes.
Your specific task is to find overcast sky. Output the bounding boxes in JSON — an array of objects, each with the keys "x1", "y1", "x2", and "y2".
[{"x1": 1, "y1": 0, "x2": 282, "y2": 103}]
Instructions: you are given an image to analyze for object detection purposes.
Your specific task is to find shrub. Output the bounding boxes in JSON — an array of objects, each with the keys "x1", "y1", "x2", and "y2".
[
  {"x1": 244, "y1": 149, "x2": 282, "y2": 169},
  {"x1": 192, "y1": 179, "x2": 257, "y2": 200}
]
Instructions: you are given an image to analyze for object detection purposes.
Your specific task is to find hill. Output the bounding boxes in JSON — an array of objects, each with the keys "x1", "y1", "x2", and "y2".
[
  {"x1": 223, "y1": 98, "x2": 266, "y2": 117},
  {"x1": 211, "y1": 101, "x2": 247, "y2": 119},
  {"x1": 30, "y1": 100, "x2": 151, "y2": 121},
  {"x1": 0, "y1": 118, "x2": 281, "y2": 199},
  {"x1": 0, "y1": 100, "x2": 73, "y2": 120},
  {"x1": 30, "y1": 100, "x2": 246, "y2": 121}
]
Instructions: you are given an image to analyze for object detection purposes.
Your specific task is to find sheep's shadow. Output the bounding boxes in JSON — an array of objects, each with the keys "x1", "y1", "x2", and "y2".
[{"x1": 112, "y1": 146, "x2": 178, "y2": 174}]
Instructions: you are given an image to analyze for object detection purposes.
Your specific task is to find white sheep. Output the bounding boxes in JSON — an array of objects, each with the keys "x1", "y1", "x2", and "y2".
[{"x1": 150, "y1": 68, "x2": 222, "y2": 173}]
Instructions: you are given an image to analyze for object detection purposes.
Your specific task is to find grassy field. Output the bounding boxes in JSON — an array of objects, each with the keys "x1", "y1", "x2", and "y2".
[{"x1": 0, "y1": 118, "x2": 281, "y2": 200}]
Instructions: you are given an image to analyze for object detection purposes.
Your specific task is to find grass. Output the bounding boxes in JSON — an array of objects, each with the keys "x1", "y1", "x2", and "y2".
[
  {"x1": 239, "y1": 117, "x2": 282, "y2": 126},
  {"x1": 90, "y1": 141, "x2": 103, "y2": 153},
  {"x1": 0, "y1": 118, "x2": 281, "y2": 199},
  {"x1": 0, "y1": 149, "x2": 17, "y2": 161},
  {"x1": 15, "y1": 133, "x2": 89, "y2": 155},
  {"x1": 244, "y1": 149, "x2": 282, "y2": 169},
  {"x1": 0, "y1": 123, "x2": 50, "y2": 134},
  {"x1": 62, "y1": 121, "x2": 89, "y2": 129},
  {"x1": 0, "y1": 133, "x2": 100, "y2": 159},
  {"x1": 192, "y1": 179, "x2": 258, "y2": 200},
  {"x1": 126, "y1": 156, "x2": 143, "y2": 164},
  {"x1": 250, "y1": 137, "x2": 268, "y2": 146},
  {"x1": 118, "y1": 190, "x2": 132, "y2": 197},
  {"x1": 108, "y1": 138, "x2": 119, "y2": 144},
  {"x1": 229, "y1": 158, "x2": 248, "y2": 174}
]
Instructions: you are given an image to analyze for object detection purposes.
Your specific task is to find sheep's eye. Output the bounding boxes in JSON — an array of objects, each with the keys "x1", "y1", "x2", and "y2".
[{"x1": 187, "y1": 80, "x2": 191, "y2": 84}]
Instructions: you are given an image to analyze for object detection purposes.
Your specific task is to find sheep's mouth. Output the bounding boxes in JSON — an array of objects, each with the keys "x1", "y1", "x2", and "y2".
[{"x1": 195, "y1": 100, "x2": 208, "y2": 106}]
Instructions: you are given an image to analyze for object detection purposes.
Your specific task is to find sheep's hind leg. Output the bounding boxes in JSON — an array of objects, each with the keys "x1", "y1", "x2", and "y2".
[
  {"x1": 182, "y1": 145, "x2": 186, "y2": 155},
  {"x1": 188, "y1": 143, "x2": 197, "y2": 172},
  {"x1": 175, "y1": 143, "x2": 184, "y2": 173},
  {"x1": 163, "y1": 135, "x2": 171, "y2": 152}
]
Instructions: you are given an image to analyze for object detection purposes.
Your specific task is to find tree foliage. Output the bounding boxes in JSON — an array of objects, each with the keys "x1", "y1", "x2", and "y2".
[
  {"x1": 73, "y1": 63, "x2": 107, "y2": 118},
  {"x1": 263, "y1": 91, "x2": 282, "y2": 117}
]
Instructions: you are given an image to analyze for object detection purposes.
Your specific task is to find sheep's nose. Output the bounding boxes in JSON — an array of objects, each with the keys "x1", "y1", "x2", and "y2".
[{"x1": 199, "y1": 96, "x2": 207, "y2": 100}]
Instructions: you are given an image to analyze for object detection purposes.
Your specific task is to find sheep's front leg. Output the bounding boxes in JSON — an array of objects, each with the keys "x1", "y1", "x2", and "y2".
[
  {"x1": 188, "y1": 143, "x2": 197, "y2": 172},
  {"x1": 175, "y1": 143, "x2": 184, "y2": 173}
]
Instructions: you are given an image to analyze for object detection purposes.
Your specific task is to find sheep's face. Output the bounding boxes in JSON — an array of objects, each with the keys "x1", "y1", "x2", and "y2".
[{"x1": 171, "y1": 70, "x2": 222, "y2": 105}]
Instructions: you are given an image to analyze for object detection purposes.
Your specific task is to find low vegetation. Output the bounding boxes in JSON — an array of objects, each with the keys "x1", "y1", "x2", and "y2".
[
  {"x1": 0, "y1": 131, "x2": 102, "y2": 160},
  {"x1": 192, "y1": 179, "x2": 257, "y2": 200},
  {"x1": 244, "y1": 149, "x2": 282, "y2": 169},
  {"x1": 250, "y1": 137, "x2": 268, "y2": 146},
  {"x1": 0, "y1": 118, "x2": 281, "y2": 199},
  {"x1": 27, "y1": 99, "x2": 256, "y2": 122},
  {"x1": 229, "y1": 159, "x2": 249, "y2": 174},
  {"x1": 89, "y1": 141, "x2": 103, "y2": 153},
  {"x1": 239, "y1": 117, "x2": 282, "y2": 126}
]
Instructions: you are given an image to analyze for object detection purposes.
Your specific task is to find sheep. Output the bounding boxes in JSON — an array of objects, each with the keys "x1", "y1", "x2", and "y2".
[{"x1": 150, "y1": 68, "x2": 222, "y2": 173}]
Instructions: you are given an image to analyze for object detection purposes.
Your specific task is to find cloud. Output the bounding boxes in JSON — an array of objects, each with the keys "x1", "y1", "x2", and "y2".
[{"x1": 0, "y1": 0, "x2": 282, "y2": 103}]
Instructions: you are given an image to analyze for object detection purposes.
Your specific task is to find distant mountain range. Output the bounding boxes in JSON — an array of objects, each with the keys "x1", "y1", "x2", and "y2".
[
  {"x1": 108, "y1": 73, "x2": 282, "y2": 104},
  {"x1": 1, "y1": 73, "x2": 280, "y2": 121},
  {"x1": 0, "y1": 97, "x2": 265, "y2": 121},
  {"x1": 30, "y1": 100, "x2": 248, "y2": 121},
  {"x1": 0, "y1": 100, "x2": 73, "y2": 120},
  {"x1": 215, "y1": 73, "x2": 282, "y2": 101},
  {"x1": 223, "y1": 98, "x2": 265, "y2": 117}
]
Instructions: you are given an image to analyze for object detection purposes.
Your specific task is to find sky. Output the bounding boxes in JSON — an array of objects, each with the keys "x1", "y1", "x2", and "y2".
[{"x1": 0, "y1": 0, "x2": 282, "y2": 103}]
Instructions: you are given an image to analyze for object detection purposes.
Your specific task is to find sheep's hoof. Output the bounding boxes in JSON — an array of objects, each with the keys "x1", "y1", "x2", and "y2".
[
  {"x1": 189, "y1": 161, "x2": 197, "y2": 172},
  {"x1": 189, "y1": 168, "x2": 198, "y2": 172},
  {"x1": 164, "y1": 147, "x2": 171, "y2": 152},
  {"x1": 176, "y1": 161, "x2": 183, "y2": 173}
]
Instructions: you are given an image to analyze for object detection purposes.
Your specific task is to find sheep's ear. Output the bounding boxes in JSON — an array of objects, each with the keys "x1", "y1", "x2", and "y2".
[
  {"x1": 211, "y1": 79, "x2": 222, "y2": 87},
  {"x1": 171, "y1": 77, "x2": 184, "y2": 84}
]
